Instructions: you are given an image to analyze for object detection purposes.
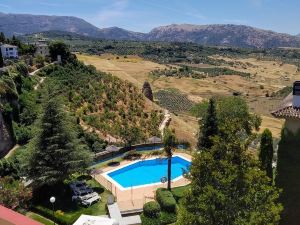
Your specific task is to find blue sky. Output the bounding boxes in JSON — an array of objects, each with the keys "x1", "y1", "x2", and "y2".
[{"x1": 0, "y1": 0, "x2": 299, "y2": 34}]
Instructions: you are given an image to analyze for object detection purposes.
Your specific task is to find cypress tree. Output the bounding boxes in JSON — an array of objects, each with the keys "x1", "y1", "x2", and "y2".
[
  {"x1": 142, "y1": 81, "x2": 153, "y2": 101},
  {"x1": 259, "y1": 128, "x2": 274, "y2": 181},
  {"x1": 0, "y1": 32, "x2": 5, "y2": 43},
  {"x1": 197, "y1": 98, "x2": 218, "y2": 150},
  {"x1": 0, "y1": 50, "x2": 3, "y2": 68},
  {"x1": 27, "y1": 97, "x2": 91, "y2": 186}
]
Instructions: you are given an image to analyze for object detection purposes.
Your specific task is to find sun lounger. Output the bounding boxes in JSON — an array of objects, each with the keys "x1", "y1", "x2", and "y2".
[{"x1": 81, "y1": 194, "x2": 101, "y2": 207}]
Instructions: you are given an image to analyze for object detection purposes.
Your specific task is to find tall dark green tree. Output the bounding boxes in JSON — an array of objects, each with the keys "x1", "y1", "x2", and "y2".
[
  {"x1": 27, "y1": 96, "x2": 91, "y2": 186},
  {"x1": 0, "y1": 32, "x2": 5, "y2": 43},
  {"x1": 177, "y1": 128, "x2": 282, "y2": 225},
  {"x1": 259, "y1": 129, "x2": 274, "y2": 181},
  {"x1": 142, "y1": 81, "x2": 154, "y2": 101},
  {"x1": 163, "y1": 129, "x2": 176, "y2": 190},
  {"x1": 0, "y1": 49, "x2": 3, "y2": 68},
  {"x1": 197, "y1": 98, "x2": 218, "y2": 150}
]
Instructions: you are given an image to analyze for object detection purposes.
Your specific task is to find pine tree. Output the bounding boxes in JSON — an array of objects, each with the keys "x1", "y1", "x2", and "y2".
[
  {"x1": 197, "y1": 98, "x2": 218, "y2": 150},
  {"x1": 27, "y1": 97, "x2": 91, "y2": 186},
  {"x1": 142, "y1": 81, "x2": 154, "y2": 101},
  {"x1": 259, "y1": 129, "x2": 274, "y2": 181},
  {"x1": 177, "y1": 130, "x2": 282, "y2": 225},
  {"x1": 0, "y1": 50, "x2": 4, "y2": 68}
]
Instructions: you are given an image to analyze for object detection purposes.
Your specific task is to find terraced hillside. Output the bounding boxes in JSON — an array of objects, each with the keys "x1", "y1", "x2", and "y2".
[{"x1": 37, "y1": 61, "x2": 163, "y2": 144}]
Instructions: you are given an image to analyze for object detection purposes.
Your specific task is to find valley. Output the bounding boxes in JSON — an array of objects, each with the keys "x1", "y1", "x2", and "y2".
[{"x1": 77, "y1": 53, "x2": 289, "y2": 142}]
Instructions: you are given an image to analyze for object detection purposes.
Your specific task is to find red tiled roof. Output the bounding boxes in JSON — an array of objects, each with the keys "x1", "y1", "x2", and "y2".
[
  {"x1": 271, "y1": 93, "x2": 300, "y2": 119},
  {"x1": 0, "y1": 205, "x2": 43, "y2": 225},
  {"x1": 271, "y1": 106, "x2": 300, "y2": 119}
]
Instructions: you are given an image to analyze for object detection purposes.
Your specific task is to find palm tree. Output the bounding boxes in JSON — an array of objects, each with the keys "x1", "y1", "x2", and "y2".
[{"x1": 163, "y1": 129, "x2": 176, "y2": 190}]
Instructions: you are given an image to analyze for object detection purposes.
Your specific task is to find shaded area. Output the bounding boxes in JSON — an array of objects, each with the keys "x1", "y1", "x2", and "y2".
[{"x1": 276, "y1": 130, "x2": 300, "y2": 225}]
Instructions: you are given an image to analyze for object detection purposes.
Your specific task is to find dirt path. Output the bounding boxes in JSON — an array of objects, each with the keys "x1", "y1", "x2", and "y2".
[{"x1": 159, "y1": 110, "x2": 172, "y2": 137}]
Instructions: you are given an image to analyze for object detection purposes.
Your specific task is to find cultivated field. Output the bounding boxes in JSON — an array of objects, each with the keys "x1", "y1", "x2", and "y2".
[{"x1": 77, "y1": 54, "x2": 289, "y2": 143}]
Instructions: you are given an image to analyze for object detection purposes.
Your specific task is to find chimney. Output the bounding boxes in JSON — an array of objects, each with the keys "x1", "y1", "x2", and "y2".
[{"x1": 292, "y1": 81, "x2": 300, "y2": 107}]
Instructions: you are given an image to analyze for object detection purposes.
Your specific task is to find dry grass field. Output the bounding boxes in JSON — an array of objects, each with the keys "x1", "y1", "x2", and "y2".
[{"x1": 77, "y1": 54, "x2": 291, "y2": 143}]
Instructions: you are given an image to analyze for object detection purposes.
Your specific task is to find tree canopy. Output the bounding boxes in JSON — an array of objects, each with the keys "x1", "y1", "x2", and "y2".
[
  {"x1": 197, "y1": 98, "x2": 218, "y2": 150},
  {"x1": 177, "y1": 129, "x2": 282, "y2": 225},
  {"x1": 27, "y1": 94, "x2": 91, "y2": 186},
  {"x1": 259, "y1": 129, "x2": 274, "y2": 181},
  {"x1": 142, "y1": 81, "x2": 154, "y2": 101},
  {"x1": 49, "y1": 41, "x2": 72, "y2": 63}
]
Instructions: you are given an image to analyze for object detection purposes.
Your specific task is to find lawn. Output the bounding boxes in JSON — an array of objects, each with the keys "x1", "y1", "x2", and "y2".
[
  {"x1": 32, "y1": 176, "x2": 111, "y2": 225},
  {"x1": 27, "y1": 212, "x2": 54, "y2": 225},
  {"x1": 276, "y1": 132, "x2": 300, "y2": 225}
]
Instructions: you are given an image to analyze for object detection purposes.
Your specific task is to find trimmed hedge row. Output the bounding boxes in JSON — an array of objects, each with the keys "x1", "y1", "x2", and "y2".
[
  {"x1": 156, "y1": 188, "x2": 176, "y2": 213},
  {"x1": 143, "y1": 201, "x2": 161, "y2": 218},
  {"x1": 32, "y1": 205, "x2": 75, "y2": 225}
]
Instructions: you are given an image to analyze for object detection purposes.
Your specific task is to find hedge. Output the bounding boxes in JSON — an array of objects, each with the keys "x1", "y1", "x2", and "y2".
[
  {"x1": 143, "y1": 201, "x2": 161, "y2": 218},
  {"x1": 160, "y1": 211, "x2": 177, "y2": 225},
  {"x1": 156, "y1": 188, "x2": 176, "y2": 213},
  {"x1": 32, "y1": 205, "x2": 75, "y2": 225},
  {"x1": 140, "y1": 213, "x2": 161, "y2": 225}
]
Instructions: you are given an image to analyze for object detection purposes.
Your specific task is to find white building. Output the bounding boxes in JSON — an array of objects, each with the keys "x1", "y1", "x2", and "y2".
[{"x1": 0, "y1": 44, "x2": 18, "y2": 59}]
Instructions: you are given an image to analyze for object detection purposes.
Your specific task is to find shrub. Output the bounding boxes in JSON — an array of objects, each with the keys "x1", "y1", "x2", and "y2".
[
  {"x1": 160, "y1": 211, "x2": 177, "y2": 225},
  {"x1": 140, "y1": 213, "x2": 161, "y2": 225},
  {"x1": 143, "y1": 201, "x2": 161, "y2": 218},
  {"x1": 156, "y1": 188, "x2": 176, "y2": 213}
]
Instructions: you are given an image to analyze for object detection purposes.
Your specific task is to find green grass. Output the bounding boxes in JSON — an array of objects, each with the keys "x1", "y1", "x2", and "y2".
[
  {"x1": 276, "y1": 132, "x2": 300, "y2": 225},
  {"x1": 27, "y1": 212, "x2": 54, "y2": 225},
  {"x1": 32, "y1": 176, "x2": 111, "y2": 225}
]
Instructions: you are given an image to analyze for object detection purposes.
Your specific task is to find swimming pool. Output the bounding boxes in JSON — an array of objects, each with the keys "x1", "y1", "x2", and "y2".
[{"x1": 103, "y1": 155, "x2": 191, "y2": 190}]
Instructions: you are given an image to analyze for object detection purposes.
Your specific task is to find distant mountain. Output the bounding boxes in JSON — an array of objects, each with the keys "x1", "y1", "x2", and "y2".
[
  {"x1": 0, "y1": 12, "x2": 101, "y2": 37},
  {"x1": 147, "y1": 24, "x2": 300, "y2": 48},
  {"x1": 1, "y1": 12, "x2": 300, "y2": 49}
]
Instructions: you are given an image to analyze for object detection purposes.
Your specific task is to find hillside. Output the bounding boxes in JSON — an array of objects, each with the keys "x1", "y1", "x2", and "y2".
[
  {"x1": 147, "y1": 24, "x2": 300, "y2": 48},
  {"x1": 2, "y1": 12, "x2": 300, "y2": 48}
]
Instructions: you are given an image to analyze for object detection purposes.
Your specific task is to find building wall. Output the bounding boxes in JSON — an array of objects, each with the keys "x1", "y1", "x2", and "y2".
[
  {"x1": 0, "y1": 46, "x2": 18, "y2": 59},
  {"x1": 285, "y1": 118, "x2": 300, "y2": 134},
  {"x1": 35, "y1": 45, "x2": 49, "y2": 57}
]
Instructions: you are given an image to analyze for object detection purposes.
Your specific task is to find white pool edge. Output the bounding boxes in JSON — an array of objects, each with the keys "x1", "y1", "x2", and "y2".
[{"x1": 102, "y1": 154, "x2": 191, "y2": 191}]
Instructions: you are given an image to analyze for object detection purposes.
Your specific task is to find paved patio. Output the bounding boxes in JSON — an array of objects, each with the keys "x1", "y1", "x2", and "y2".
[{"x1": 95, "y1": 152, "x2": 192, "y2": 212}]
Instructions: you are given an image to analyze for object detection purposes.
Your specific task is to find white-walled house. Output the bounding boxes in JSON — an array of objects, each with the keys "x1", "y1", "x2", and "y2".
[
  {"x1": 272, "y1": 81, "x2": 300, "y2": 134},
  {"x1": 0, "y1": 44, "x2": 18, "y2": 59}
]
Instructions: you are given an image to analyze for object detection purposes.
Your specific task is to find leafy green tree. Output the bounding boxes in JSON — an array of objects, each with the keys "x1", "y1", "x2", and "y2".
[
  {"x1": 197, "y1": 98, "x2": 218, "y2": 150},
  {"x1": 0, "y1": 176, "x2": 32, "y2": 209},
  {"x1": 142, "y1": 81, "x2": 154, "y2": 101},
  {"x1": 0, "y1": 159, "x2": 20, "y2": 179},
  {"x1": 177, "y1": 131, "x2": 282, "y2": 225},
  {"x1": 49, "y1": 41, "x2": 71, "y2": 63},
  {"x1": 0, "y1": 49, "x2": 4, "y2": 68},
  {"x1": 163, "y1": 129, "x2": 176, "y2": 190},
  {"x1": 27, "y1": 96, "x2": 91, "y2": 186},
  {"x1": 259, "y1": 129, "x2": 274, "y2": 181},
  {"x1": 194, "y1": 97, "x2": 261, "y2": 145}
]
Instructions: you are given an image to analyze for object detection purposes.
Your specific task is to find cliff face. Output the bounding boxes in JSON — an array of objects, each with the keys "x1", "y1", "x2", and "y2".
[{"x1": 0, "y1": 111, "x2": 15, "y2": 157}]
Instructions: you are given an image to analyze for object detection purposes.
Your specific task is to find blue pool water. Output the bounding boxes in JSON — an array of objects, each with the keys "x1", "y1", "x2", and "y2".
[{"x1": 107, "y1": 156, "x2": 191, "y2": 188}]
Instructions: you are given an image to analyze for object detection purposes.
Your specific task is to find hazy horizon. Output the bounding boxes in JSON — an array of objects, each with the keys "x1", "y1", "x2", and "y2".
[{"x1": 0, "y1": 0, "x2": 299, "y2": 35}]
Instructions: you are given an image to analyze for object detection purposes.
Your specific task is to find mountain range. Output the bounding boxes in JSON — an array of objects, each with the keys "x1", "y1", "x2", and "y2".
[{"x1": 1, "y1": 12, "x2": 300, "y2": 49}]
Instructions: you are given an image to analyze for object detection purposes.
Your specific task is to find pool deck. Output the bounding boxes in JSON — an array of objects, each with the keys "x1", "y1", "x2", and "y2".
[{"x1": 95, "y1": 152, "x2": 192, "y2": 213}]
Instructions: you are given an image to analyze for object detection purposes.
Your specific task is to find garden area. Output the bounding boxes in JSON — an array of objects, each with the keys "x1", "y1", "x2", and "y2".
[
  {"x1": 141, "y1": 186, "x2": 190, "y2": 225},
  {"x1": 30, "y1": 175, "x2": 111, "y2": 225}
]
